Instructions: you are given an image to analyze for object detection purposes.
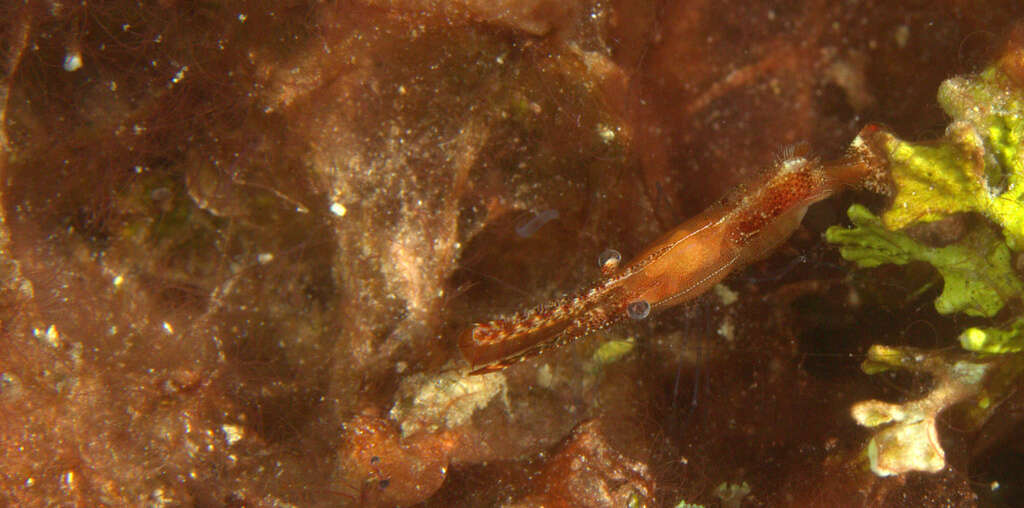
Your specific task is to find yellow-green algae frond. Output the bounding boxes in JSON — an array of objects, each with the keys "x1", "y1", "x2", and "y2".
[
  {"x1": 828, "y1": 52, "x2": 1024, "y2": 478},
  {"x1": 879, "y1": 63, "x2": 1024, "y2": 249},
  {"x1": 826, "y1": 205, "x2": 1022, "y2": 317}
]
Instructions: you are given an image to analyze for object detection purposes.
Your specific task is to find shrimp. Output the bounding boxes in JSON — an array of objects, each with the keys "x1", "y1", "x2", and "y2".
[{"x1": 460, "y1": 127, "x2": 889, "y2": 374}]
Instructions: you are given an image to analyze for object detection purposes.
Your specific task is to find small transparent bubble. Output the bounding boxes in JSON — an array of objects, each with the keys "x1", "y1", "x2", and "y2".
[
  {"x1": 515, "y1": 209, "x2": 558, "y2": 238},
  {"x1": 597, "y1": 248, "x2": 621, "y2": 270},
  {"x1": 150, "y1": 187, "x2": 172, "y2": 202},
  {"x1": 627, "y1": 300, "x2": 650, "y2": 320}
]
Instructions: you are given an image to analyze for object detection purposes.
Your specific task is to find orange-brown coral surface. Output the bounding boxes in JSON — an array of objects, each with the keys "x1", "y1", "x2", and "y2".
[{"x1": 1, "y1": 1, "x2": 1022, "y2": 506}]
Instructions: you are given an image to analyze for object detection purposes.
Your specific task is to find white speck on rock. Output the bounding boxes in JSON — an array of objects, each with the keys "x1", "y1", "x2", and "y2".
[
  {"x1": 222, "y1": 424, "x2": 244, "y2": 445},
  {"x1": 63, "y1": 51, "x2": 83, "y2": 72}
]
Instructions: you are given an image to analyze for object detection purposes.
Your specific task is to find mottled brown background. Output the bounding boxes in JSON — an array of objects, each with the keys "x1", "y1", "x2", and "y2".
[{"x1": 1, "y1": 1, "x2": 1023, "y2": 506}]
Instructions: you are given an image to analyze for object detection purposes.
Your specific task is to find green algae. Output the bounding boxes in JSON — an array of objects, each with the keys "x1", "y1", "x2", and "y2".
[
  {"x1": 826, "y1": 205, "x2": 1023, "y2": 317},
  {"x1": 827, "y1": 59, "x2": 1024, "y2": 318},
  {"x1": 830, "y1": 56, "x2": 1024, "y2": 479},
  {"x1": 671, "y1": 502, "x2": 705, "y2": 508},
  {"x1": 959, "y1": 316, "x2": 1024, "y2": 354},
  {"x1": 875, "y1": 65, "x2": 1024, "y2": 249},
  {"x1": 590, "y1": 337, "x2": 636, "y2": 367}
]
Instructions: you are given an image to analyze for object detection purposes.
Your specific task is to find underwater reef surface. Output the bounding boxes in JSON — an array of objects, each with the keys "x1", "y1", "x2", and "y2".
[{"x1": 1, "y1": 1, "x2": 1023, "y2": 506}]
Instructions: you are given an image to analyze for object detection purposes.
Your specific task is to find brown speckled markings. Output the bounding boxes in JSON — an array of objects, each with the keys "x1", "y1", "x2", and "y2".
[
  {"x1": 728, "y1": 159, "x2": 828, "y2": 244},
  {"x1": 459, "y1": 145, "x2": 879, "y2": 373}
]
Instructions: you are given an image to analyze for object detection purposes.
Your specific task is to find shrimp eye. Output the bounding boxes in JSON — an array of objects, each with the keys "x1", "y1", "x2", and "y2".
[
  {"x1": 627, "y1": 300, "x2": 650, "y2": 320},
  {"x1": 598, "y1": 249, "x2": 621, "y2": 273}
]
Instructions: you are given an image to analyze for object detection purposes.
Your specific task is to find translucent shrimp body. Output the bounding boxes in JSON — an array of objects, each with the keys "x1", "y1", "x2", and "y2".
[{"x1": 461, "y1": 135, "x2": 884, "y2": 374}]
